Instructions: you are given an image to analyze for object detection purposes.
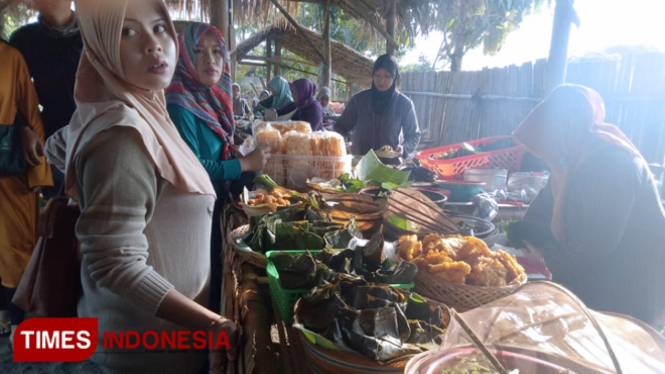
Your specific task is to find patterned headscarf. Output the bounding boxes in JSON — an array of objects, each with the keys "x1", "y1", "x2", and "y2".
[
  {"x1": 267, "y1": 76, "x2": 293, "y2": 109},
  {"x1": 166, "y1": 22, "x2": 234, "y2": 160}
]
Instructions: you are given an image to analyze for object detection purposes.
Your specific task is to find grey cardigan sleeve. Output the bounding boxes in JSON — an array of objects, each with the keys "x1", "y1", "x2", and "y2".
[
  {"x1": 401, "y1": 97, "x2": 421, "y2": 157},
  {"x1": 75, "y1": 126, "x2": 173, "y2": 315},
  {"x1": 333, "y1": 95, "x2": 358, "y2": 138}
]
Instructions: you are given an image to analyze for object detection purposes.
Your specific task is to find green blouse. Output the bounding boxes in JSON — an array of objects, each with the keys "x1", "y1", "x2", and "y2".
[{"x1": 167, "y1": 104, "x2": 241, "y2": 192}]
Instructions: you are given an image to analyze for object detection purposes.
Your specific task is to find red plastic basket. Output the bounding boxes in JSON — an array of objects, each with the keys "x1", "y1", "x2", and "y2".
[{"x1": 415, "y1": 136, "x2": 524, "y2": 180}]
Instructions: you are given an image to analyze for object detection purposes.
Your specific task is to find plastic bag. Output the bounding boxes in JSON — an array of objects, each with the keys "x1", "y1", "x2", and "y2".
[{"x1": 405, "y1": 282, "x2": 665, "y2": 374}]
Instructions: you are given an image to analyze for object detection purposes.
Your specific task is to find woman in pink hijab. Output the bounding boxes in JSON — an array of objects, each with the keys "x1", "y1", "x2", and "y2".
[
  {"x1": 512, "y1": 84, "x2": 665, "y2": 324},
  {"x1": 48, "y1": 0, "x2": 238, "y2": 372}
]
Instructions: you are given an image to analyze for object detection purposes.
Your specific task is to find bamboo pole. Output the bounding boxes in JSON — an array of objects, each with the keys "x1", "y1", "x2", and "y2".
[
  {"x1": 322, "y1": 0, "x2": 332, "y2": 87},
  {"x1": 268, "y1": 0, "x2": 325, "y2": 61},
  {"x1": 265, "y1": 37, "x2": 272, "y2": 81},
  {"x1": 274, "y1": 36, "x2": 283, "y2": 77}
]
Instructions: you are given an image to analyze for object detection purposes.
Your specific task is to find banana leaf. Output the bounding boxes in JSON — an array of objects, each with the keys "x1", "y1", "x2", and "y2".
[
  {"x1": 372, "y1": 260, "x2": 418, "y2": 284},
  {"x1": 405, "y1": 319, "x2": 446, "y2": 348},
  {"x1": 279, "y1": 251, "x2": 318, "y2": 289},
  {"x1": 322, "y1": 218, "x2": 363, "y2": 249}
]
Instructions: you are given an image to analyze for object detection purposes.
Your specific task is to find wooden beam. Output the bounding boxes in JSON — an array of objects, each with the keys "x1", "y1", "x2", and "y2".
[
  {"x1": 241, "y1": 60, "x2": 347, "y2": 85},
  {"x1": 386, "y1": 0, "x2": 396, "y2": 55},
  {"x1": 239, "y1": 61, "x2": 267, "y2": 68},
  {"x1": 356, "y1": 11, "x2": 399, "y2": 52},
  {"x1": 274, "y1": 36, "x2": 283, "y2": 77},
  {"x1": 268, "y1": 0, "x2": 325, "y2": 61},
  {"x1": 265, "y1": 37, "x2": 272, "y2": 81},
  {"x1": 210, "y1": 0, "x2": 229, "y2": 44},
  {"x1": 547, "y1": 0, "x2": 577, "y2": 94},
  {"x1": 321, "y1": 0, "x2": 332, "y2": 87},
  {"x1": 244, "y1": 55, "x2": 316, "y2": 67}
]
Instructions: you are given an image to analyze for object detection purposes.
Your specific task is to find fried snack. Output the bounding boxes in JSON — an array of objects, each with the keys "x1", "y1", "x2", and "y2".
[
  {"x1": 255, "y1": 126, "x2": 282, "y2": 153},
  {"x1": 398, "y1": 234, "x2": 526, "y2": 287},
  {"x1": 247, "y1": 191, "x2": 291, "y2": 207},
  {"x1": 496, "y1": 250, "x2": 525, "y2": 284},
  {"x1": 399, "y1": 235, "x2": 421, "y2": 261},
  {"x1": 466, "y1": 257, "x2": 508, "y2": 287}
]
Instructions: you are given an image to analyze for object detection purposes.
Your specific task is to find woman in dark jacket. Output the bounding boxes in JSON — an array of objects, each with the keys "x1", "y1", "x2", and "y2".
[
  {"x1": 513, "y1": 84, "x2": 665, "y2": 324},
  {"x1": 334, "y1": 54, "x2": 420, "y2": 158}
]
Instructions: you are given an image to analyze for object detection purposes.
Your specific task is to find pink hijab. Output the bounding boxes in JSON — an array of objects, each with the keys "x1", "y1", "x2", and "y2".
[
  {"x1": 513, "y1": 84, "x2": 640, "y2": 241},
  {"x1": 65, "y1": 0, "x2": 215, "y2": 200}
]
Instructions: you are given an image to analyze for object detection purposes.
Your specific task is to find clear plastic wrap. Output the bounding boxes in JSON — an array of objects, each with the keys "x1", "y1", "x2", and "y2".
[{"x1": 405, "y1": 282, "x2": 665, "y2": 374}]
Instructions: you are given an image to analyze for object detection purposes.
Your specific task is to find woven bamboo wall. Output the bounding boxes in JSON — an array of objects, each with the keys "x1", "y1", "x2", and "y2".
[{"x1": 401, "y1": 54, "x2": 665, "y2": 164}]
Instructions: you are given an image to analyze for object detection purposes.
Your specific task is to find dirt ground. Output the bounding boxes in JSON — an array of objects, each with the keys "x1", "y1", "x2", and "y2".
[{"x1": 0, "y1": 335, "x2": 105, "y2": 374}]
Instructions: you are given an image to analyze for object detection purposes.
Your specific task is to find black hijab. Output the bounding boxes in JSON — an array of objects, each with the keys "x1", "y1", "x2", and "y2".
[{"x1": 370, "y1": 54, "x2": 399, "y2": 115}]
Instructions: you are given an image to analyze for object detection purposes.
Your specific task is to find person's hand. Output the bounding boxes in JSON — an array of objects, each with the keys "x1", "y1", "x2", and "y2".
[
  {"x1": 522, "y1": 240, "x2": 545, "y2": 265},
  {"x1": 209, "y1": 318, "x2": 239, "y2": 374},
  {"x1": 239, "y1": 147, "x2": 270, "y2": 172},
  {"x1": 18, "y1": 126, "x2": 44, "y2": 167},
  {"x1": 396, "y1": 145, "x2": 404, "y2": 156}
]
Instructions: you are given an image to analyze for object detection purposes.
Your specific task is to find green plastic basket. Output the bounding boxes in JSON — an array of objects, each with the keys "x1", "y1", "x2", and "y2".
[{"x1": 266, "y1": 250, "x2": 415, "y2": 324}]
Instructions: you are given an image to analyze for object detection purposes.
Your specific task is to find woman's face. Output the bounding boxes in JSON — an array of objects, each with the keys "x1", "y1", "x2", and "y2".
[
  {"x1": 260, "y1": 92, "x2": 269, "y2": 100},
  {"x1": 120, "y1": 1, "x2": 176, "y2": 91},
  {"x1": 319, "y1": 95, "x2": 330, "y2": 108},
  {"x1": 232, "y1": 85, "x2": 240, "y2": 99},
  {"x1": 32, "y1": 0, "x2": 71, "y2": 18},
  {"x1": 373, "y1": 67, "x2": 394, "y2": 92},
  {"x1": 292, "y1": 90, "x2": 299, "y2": 103},
  {"x1": 269, "y1": 86, "x2": 277, "y2": 96},
  {"x1": 194, "y1": 31, "x2": 224, "y2": 87}
]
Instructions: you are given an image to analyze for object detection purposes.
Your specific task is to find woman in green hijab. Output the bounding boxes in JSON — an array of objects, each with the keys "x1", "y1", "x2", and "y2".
[{"x1": 254, "y1": 76, "x2": 294, "y2": 115}]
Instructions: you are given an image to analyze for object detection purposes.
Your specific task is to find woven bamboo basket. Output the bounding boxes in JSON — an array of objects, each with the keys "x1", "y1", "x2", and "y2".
[
  {"x1": 228, "y1": 224, "x2": 268, "y2": 269},
  {"x1": 298, "y1": 331, "x2": 412, "y2": 374},
  {"x1": 413, "y1": 271, "x2": 527, "y2": 312}
]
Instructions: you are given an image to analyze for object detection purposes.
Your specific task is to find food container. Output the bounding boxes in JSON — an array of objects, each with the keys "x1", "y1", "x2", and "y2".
[{"x1": 463, "y1": 168, "x2": 508, "y2": 192}]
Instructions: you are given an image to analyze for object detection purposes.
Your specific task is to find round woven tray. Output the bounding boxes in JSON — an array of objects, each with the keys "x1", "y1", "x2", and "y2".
[
  {"x1": 413, "y1": 271, "x2": 527, "y2": 311},
  {"x1": 228, "y1": 224, "x2": 268, "y2": 269},
  {"x1": 298, "y1": 331, "x2": 411, "y2": 374}
]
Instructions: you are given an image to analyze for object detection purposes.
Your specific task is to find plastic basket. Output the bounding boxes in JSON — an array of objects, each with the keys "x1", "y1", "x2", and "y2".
[
  {"x1": 266, "y1": 250, "x2": 415, "y2": 324},
  {"x1": 415, "y1": 136, "x2": 524, "y2": 180},
  {"x1": 263, "y1": 154, "x2": 352, "y2": 189}
]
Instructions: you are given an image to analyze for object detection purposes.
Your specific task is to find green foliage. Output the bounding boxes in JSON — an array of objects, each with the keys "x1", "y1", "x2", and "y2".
[
  {"x1": 401, "y1": 55, "x2": 434, "y2": 73},
  {"x1": 431, "y1": 0, "x2": 545, "y2": 71}
]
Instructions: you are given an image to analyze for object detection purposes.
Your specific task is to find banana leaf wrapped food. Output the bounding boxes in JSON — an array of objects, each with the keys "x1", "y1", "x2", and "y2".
[{"x1": 295, "y1": 274, "x2": 449, "y2": 361}]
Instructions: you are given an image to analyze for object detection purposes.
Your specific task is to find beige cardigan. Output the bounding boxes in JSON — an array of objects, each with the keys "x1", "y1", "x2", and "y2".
[{"x1": 72, "y1": 127, "x2": 213, "y2": 374}]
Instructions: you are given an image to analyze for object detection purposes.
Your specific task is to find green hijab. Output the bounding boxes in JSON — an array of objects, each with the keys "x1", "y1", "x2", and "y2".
[{"x1": 268, "y1": 76, "x2": 293, "y2": 109}]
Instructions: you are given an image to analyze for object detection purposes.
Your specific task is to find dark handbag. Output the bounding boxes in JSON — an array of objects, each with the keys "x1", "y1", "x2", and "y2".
[
  {"x1": 13, "y1": 191, "x2": 82, "y2": 317},
  {"x1": 0, "y1": 124, "x2": 27, "y2": 175}
]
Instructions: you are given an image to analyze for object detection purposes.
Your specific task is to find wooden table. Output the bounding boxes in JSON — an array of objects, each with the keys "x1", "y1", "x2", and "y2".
[{"x1": 220, "y1": 210, "x2": 311, "y2": 374}]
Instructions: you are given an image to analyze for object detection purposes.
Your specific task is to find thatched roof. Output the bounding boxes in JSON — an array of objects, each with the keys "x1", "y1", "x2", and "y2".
[
  {"x1": 234, "y1": 24, "x2": 375, "y2": 86},
  {"x1": 165, "y1": 0, "x2": 433, "y2": 43}
]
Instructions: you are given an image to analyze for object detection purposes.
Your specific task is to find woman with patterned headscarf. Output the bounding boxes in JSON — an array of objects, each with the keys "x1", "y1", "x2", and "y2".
[
  {"x1": 512, "y1": 84, "x2": 665, "y2": 324},
  {"x1": 166, "y1": 22, "x2": 268, "y2": 315}
]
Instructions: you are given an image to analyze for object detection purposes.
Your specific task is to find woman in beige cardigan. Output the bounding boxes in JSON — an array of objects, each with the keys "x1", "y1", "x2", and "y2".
[{"x1": 47, "y1": 1, "x2": 238, "y2": 373}]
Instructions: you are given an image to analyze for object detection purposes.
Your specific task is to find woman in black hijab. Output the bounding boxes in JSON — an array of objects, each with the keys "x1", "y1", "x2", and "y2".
[{"x1": 334, "y1": 54, "x2": 421, "y2": 158}]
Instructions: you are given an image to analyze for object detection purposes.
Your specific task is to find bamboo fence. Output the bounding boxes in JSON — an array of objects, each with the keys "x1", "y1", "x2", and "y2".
[{"x1": 401, "y1": 54, "x2": 665, "y2": 164}]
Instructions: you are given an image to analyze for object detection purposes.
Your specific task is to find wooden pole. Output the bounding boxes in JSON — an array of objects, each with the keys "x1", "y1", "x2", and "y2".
[
  {"x1": 546, "y1": 0, "x2": 576, "y2": 94},
  {"x1": 229, "y1": 0, "x2": 237, "y2": 80},
  {"x1": 386, "y1": 0, "x2": 396, "y2": 55},
  {"x1": 274, "y1": 36, "x2": 283, "y2": 77},
  {"x1": 265, "y1": 37, "x2": 272, "y2": 81},
  {"x1": 268, "y1": 0, "x2": 325, "y2": 61},
  {"x1": 321, "y1": 0, "x2": 332, "y2": 87},
  {"x1": 210, "y1": 0, "x2": 229, "y2": 45}
]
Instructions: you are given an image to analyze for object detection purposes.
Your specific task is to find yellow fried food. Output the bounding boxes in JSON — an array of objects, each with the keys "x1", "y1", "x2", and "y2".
[
  {"x1": 467, "y1": 257, "x2": 508, "y2": 287},
  {"x1": 428, "y1": 260, "x2": 471, "y2": 275},
  {"x1": 398, "y1": 235, "x2": 421, "y2": 261},
  {"x1": 422, "y1": 233, "x2": 443, "y2": 252},
  {"x1": 425, "y1": 251, "x2": 451, "y2": 265},
  {"x1": 411, "y1": 256, "x2": 430, "y2": 271},
  {"x1": 496, "y1": 250, "x2": 525, "y2": 284},
  {"x1": 455, "y1": 236, "x2": 493, "y2": 262},
  {"x1": 247, "y1": 191, "x2": 291, "y2": 206}
]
